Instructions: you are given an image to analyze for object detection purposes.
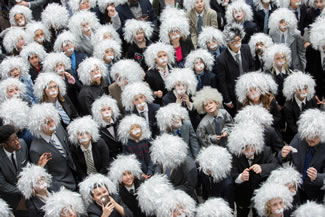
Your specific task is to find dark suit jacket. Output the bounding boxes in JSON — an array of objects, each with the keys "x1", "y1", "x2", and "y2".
[
  {"x1": 296, "y1": 5, "x2": 308, "y2": 35},
  {"x1": 210, "y1": 0, "x2": 226, "y2": 30},
  {"x1": 0, "y1": 139, "x2": 28, "y2": 209},
  {"x1": 176, "y1": 37, "x2": 195, "y2": 67},
  {"x1": 242, "y1": 21, "x2": 257, "y2": 44},
  {"x1": 264, "y1": 126, "x2": 284, "y2": 154},
  {"x1": 26, "y1": 196, "x2": 46, "y2": 217},
  {"x1": 253, "y1": 3, "x2": 277, "y2": 33},
  {"x1": 29, "y1": 124, "x2": 77, "y2": 191},
  {"x1": 145, "y1": 67, "x2": 168, "y2": 105},
  {"x1": 60, "y1": 95, "x2": 79, "y2": 129},
  {"x1": 70, "y1": 138, "x2": 110, "y2": 182},
  {"x1": 70, "y1": 51, "x2": 87, "y2": 89},
  {"x1": 197, "y1": 71, "x2": 217, "y2": 91},
  {"x1": 28, "y1": 65, "x2": 41, "y2": 83},
  {"x1": 108, "y1": 82, "x2": 124, "y2": 115}
]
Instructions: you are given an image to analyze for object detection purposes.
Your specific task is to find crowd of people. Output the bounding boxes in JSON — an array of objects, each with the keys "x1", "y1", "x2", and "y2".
[{"x1": 0, "y1": 0, "x2": 325, "y2": 216}]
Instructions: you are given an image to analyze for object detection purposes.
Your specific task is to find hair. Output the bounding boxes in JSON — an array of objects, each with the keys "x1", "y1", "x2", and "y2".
[
  {"x1": 0, "y1": 198, "x2": 14, "y2": 217},
  {"x1": 196, "y1": 198, "x2": 233, "y2": 217},
  {"x1": 263, "y1": 44, "x2": 292, "y2": 71},
  {"x1": 67, "y1": 116, "x2": 100, "y2": 145},
  {"x1": 68, "y1": 11, "x2": 100, "y2": 38},
  {"x1": 0, "y1": 56, "x2": 29, "y2": 80},
  {"x1": 121, "y1": 82, "x2": 154, "y2": 111},
  {"x1": 53, "y1": 31, "x2": 76, "y2": 52},
  {"x1": 9, "y1": 5, "x2": 32, "y2": 26},
  {"x1": 43, "y1": 52, "x2": 72, "y2": 73},
  {"x1": 234, "y1": 105, "x2": 273, "y2": 128},
  {"x1": 77, "y1": 57, "x2": 108, "y2": 86},
  {"x1": 156, "y1": 103, "x2": 189, "y2": 132},
  {"x1": 307, "y1": 0, "x2": 324, "y2": 8},
  {"x1": 185, "y1": 48, "x2": 215, "y2": 71},
  {"x1": 97, "y1": 0, "x2": 117, "y2": 13},
  {"x1": 41, "y1": 3, "x2": 69, "y2": 30},
  {"x1": 0, "y1": 98, "x2": 30, "y2": 130},
  {"x1": 68, "y1": 0, "x2": 97, "y2": 13},
  {"x1": 297, "y1": 109, "x2": 325, "y2": 142},
  {"x1": 123, "y1": 19, "x2": 153, "y2": 43},
  {"x1": 110, "y1": 59, "x2": 144, "y2": 83},
  {"x1": 225, "y1": 0, "x2": 254, "y2": 24},
  {"x1": 20, "y1": 42, "x2": 47, "y2": 69},
  {"x1": 192, "y1": 86, "x2": 223, "y2": 114},
  {"x1": 2, "y1": 27, "x2": 27, "y2": 54},
  {"x1": 25, "y1": 21, "x2": 51, "y2": 44},
  {"x1": 310, "y1": 17, "x2": 325, "y2": 51},
  {"x1": 91, "y1": 95, "x2": 121, "y2": 127},
  {"x1": 143, "y1": 42, "x2": 175, "y2": 69},
  {"x1": 183, "y1": 0, "x2": 211, "y2": 11},
  {"x1": 223, "y1": 23, "x2": 246, "y2": 44},
  {"x1": 0, "y1": 125, "x2": 17, "y2": 144},
  {"x1": 292, "y1": 201, "x2": 325, "y2": 217},
  {"x1": 165, "y1": 68, "x2": 198, "y2": 95},
  {"x1": 198, "y1": 26, "x2": 225, "y2": 49},
  {"x1": 267, "y1": 164, "x2": 302, "y2": 189},
  {"x1": 268, "y1": 8, "x2": 298, "y2": 35},
  {"x1": 92, "y1": 24, "x2": 122, "y2": 45},
  {"x1": 248, "y1": 33, "x2": 274, "y2": 57},
  {"x1": 0, "y1": 78, "x2": 26, "y2": 103},
  {"x1": 93, "y1": 39, "x2": 122, "y2": 61},
  {"x1": 253, "y1": 0, "x2": 279, "y2": 10}
]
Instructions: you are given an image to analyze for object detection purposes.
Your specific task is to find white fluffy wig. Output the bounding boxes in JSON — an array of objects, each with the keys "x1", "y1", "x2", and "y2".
[
  {"x1": 121, "y1": 82, "x2": 154, "y2": 111},
  {"x1": 144, "y1": 42, "x2": 175, "y2": 69},
  {"x1": 278, "y1": 0, "x2": 290, "y2": 7},
  {"x1": 20, "y1": 42, "x2": 47, "y2": 68},
  {"x1": 41, "y1": 3, "x2": 69, "y2": 30},
  {"x1": 117, "y1": 114, "x2": 151, "y2": 144},
  {"x1": 283, "y1": 71, "x2": 316, "y2": 101},
  {"x1": 268, "y1": 8, "x2": 298, "y2": 35},
  {"x1": 253, "y1": 182, "x2": 293, "y2": 217},
  {"x1": 156, "y1": 190, "x2": 196, "y2": 217},
  {"x1": 156, "y1": 103, "x2": 189, "y2": 132},
  {"x1": 297, "y1": 109, "x2": 325, "y2": 142},
  {"x1": 43, "y1": 188, "x2": 85, "y2": 217},
  {"x1": 160, "y1": 7, "x2": 187, "y2": 22},
  {"x1": 196, "y1": 198, "x2": 233, "y2": 217},
  {"x1": 137, "y1": 174, "x2": 174, "y2": 216},
  {"x1": 165, "y1": 68, "x2": 198, "y2": 95},
  {"x1": 192, "y1": 86, "x2": 223, "y2": 114},
  {"x1": 33, "y1": 72, "x2": 66, "y2": 99},
  {"x1": 69, "y1": 0, "x2": 97, "y2": 13},
  {"x1": 234, "y1": 105, "x2": 273, "y2": 128},
  {"x1": 91, "y1": 95, "x2": 121, "y2": 127},
  {"x1": 110, "y1": 59, "x2": 144, "y2": 83},
  {"x1": 17, "y1": 164, "x2": 52, "y2": 199},
  {"x1": 0, "y1": 78, "x2": 26, "y2": 103},
  {"x1": 28, "y1": 103, "x2": 60, "y2": 138},
  {"x1": 92, "y1": 24, "x2": 122, "y2": 45},
  {"x1": 198, "y1": 26, "x2": 225, "y2": 49},
  {"x1": 123, "y1": 19, "x2": 153, "y2": 43},
  {"x1": 43, "y1": 52, "x2": 72, "y2": 72},
  {"x1": 0, "y1": 98, "x2": 30, "y2": 130},
  {"x1": 235, "y1": 71, "x2": 278, "y2": 104},
  {"x1": 185, "y1": 48, "x2": 215, "y2": 71},
  {"x1": 3, "y1": 27, "x2": 27, "y2": 54},
  {"x1": 197, "y1": 145, "x2": 232, "y2": 182},
  {"x1": 310, "y1": 17, "x2": 325, "y2": 51},
  {"x1": 98, "y1": 0, "x2": 117, "y2": 13},
  {"x1": 0, "y1": 56, "x2": 29, "y2": 79},
  {"x1": 292, "y1": 201, "x2": 325, "y2": 217},
  {"x1": 184, "y1": 0, "x2": 210, "y2": 11},
  {"x1": 253, "y1": 0, "x2": 279, "y2": 10},
  {"x1": 93, "y1": 39, "x2": 122, "y2": 60},
  {"x1": 108, "y1": 154, "x2": 143, "y2": 186},
  {"x1": 53, "y1": 31, "x2": 77, "y2": 52},
  {"x1": 25, "y1": 22, "x2": 51, "y2": 44},
  {"x1": 68, "y1": 11, "x2": 100, "y2": 38},
  {"x1": 0, "y1": 198, "x2": 14, "y2": 217},
  {"x1": 223, "y1": 23, "x2": 246, "y2": 44},
  {"x1": 263, "y1": 43, "x2": 292, "y2": 70},
  {"x1": 67, "y1": 115, "x2": 100, "y2": 146},
  {"x1": 78, "y1": 173, "x2": 117, "y2": 207},
  {"x1": 225, "y1": 0, "x2": 254, "y2": 24},
  {"x1": 267, "y1": 165, "x2": 302, "y2": 189},
  {"x1": 77, "y1": 57, "x2": 108, "y2": 86},
  {"x1": 150, "y1": 133, "x2": 188, "y2": 169},
  {"x1": 248, "y1": 33, "x2": 274, "y2": 57},
  {"x1": 227, "y1": 121, "x2": 265, "y2": 156},
  {"x1": 9, "y1": 5, "x2": 33, "y2": 26}
]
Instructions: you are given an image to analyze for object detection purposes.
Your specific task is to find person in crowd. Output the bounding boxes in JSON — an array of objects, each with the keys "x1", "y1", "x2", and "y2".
[
  {"x1": 98, "y1": 0, "x2": 121, "y2": 29},
  {"x1": 8, "y1": 5, "x2": 32, "y2": 27},
  {"x1": 69, "y1": 0, "x2": 98, "y2": 14},
  {"x1": 253, "y1": 0, "x2": 278, "y2": 34},
  {"x1": 292, "y1": 201, "x2": 325, "y2": 217},
  {"x1": 281, "y1": 0, "x2": 308, "y2": 35},
  {"x1": 196, "y1": 198, "x2": 233, "y2": 217},
  {"x1": 2, "y1": 27, "x2": 26, "y2": 55},
  {"x1": 152, "y1": 0, "x2": 184, "y2": 18},
  {"x1": 306, "y1": 0, "x2": 325, "y2": 26},
  {"x1": 0, "y1": 78, "x2": 26, "y2": 103},
  {"x1": 25, "y1": 22, "x2": 52, "y2": 52},
  {"x1": 210, "y1": 0, "x2": 230, "y2": 30},
  {"x1": 92, "y1": 24, "x2": 122, "y2": 46}
]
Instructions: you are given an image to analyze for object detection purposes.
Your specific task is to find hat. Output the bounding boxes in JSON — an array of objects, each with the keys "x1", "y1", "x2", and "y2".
[
  {"x1": 25, "y1": 21, "x2": 51, "y2": 44},
  {"x1": 198, "y1": 26, "x2": 225, "y2": 49},
  {"x1": 165, "y1": 68, "x2": 198, "y2": 95},
  {"x1": 123, "y1": 19, "x2": 153, "y2": 43},
  {"x1": 53, "y1": 31, "x2": 76, "y2": 52},
  {"x1": 0, "y1": 56, "x2": 29, "y2": 79},
  {"x1": 0, "y1": 78, "x2": 26, "y2": 103},
  {"x1": 121, "y1": 82, "x2": 154, "y2": 111},
  {"x1": 41, "y1": 3, "x2": 69, "y2": 30},
  {"x1": 268, "y1": 8, "x2": 298, "y2": 35},
  {"x1": 77, "y1": 57, "x2": 108, "y2": 86},
  {"x1": 234, "y1": 105, "x2": 273, "y2": 128},
  {"x1": 33, "y1": 72, "x2": 66, "y2": 100},
  {"x1": 3, "y1": 27, "x2": 27, "y2": 54},
  {"x1": 292, "y1": 201, "x2": 325, "y2": 217},
  {"x1": 297, "y1": 109, "x2": 325, "y2": 142},
  {"x1": 91, "y1": 95, "x2": 121, "y2": 127},
  {"x1": 92, "y1": 24, "x2": 122, "y2": 45},
  {"x1": 9, "y1": 5, "x2": 32, "y2": 26},
  {"x1": 225, "y1": 0, "x2": 253, "y2": 24},
  {"x1": 42, "y1": 52, "x2": 72, "y2": 73},
  {"x1": 185, "y1": 48, "x2": 215, "y2": 71},
  {"x1": 0, "y1": 98, "x2": 30, "y2": 130},
  {"x1": 263, "y1": 43, "x2": 292, "y2": 70},
  {"x1": 184, "y1": 0, "x2": 210, "y2": 11},
  {"x1": 267, "y1": 165, "x2": 302, "y2": 188},
  {"x1": 248, "y1": 33, "x2": 273, "y2": 57},
  {"x1": 144, "y1": 42, "x2": 175, "y2": 69},
  {"x1": 192, "y1": 86, "x2": 223, "y2": 114},
  {"x1": 93, "y1": 39, "x2": 122, "y2": 60},
  {"x1": 156, "y1": 103, "x2": 189, "y2": 132},
  {"x1": 110, "y1": 59, "x2": 144, "y2": 83},
  {"x1": 223, "y1": 23, "x2": 246, "y2": 44},
  {"x1": 196, "y1": 198, "x2": 233, "y2": 217}
]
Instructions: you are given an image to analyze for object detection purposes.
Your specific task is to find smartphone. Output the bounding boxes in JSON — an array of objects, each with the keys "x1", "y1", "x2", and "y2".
[{"x1": 100, "y1": 195, "x2": 111, "y2": 206}]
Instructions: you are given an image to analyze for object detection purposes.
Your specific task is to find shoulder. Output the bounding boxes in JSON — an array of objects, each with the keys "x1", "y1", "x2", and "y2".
[{"x1": 148, "y1": 102, "x2": 160, "y2": 111}]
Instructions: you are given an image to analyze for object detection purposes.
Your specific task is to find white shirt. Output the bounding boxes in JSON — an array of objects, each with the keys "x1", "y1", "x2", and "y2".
[
  {"x1": 40, "y1": 132, "x2": 65, "y2": 154},
  {"x1": 274, "y1": 66, "x2": 287, "y2": 76},
  {"x1": 228, "y1": 47, "x2": 241, "y2": 63},
  {"x1": 280, "y1": 31, "x2": 288, "y2": 44},
  {"x1": 295, "y1": 94, "x2": 306, "y2": 111},
  {"x1": 3, "y1": 148, "x2": 17, "y2": 168},
  {"x1": 195, "y1": 10, "x2": 205, "y2": 18},
  {"x1": 136, "y1": 103, "x2": 149, "y2": 124},
  {"x1": 125, "y1": 184, "x2": 135, "y2": 193}
]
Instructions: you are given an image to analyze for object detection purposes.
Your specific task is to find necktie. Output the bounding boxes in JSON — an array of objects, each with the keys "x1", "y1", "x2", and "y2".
[
  {"x1": 55, "y1": 102, "x2": 70, "y2": 125},
  {"x1": 107, "y1": 125, "x2": 115, "y2": 138},
  {"x1": 263, "y1": 10, "x2": 269, "y2": 33},
  {"x1": 165, "y1": 167, "x2": 172, "y2": 177},
  {"x1": 197, "y1": 15, "x2": 203, "y2": 34},
  {"x1": 301, "y1": 102, "x2": 306, "y2": 111},
  {"x1": 85, "y1": 149, "x2": 97, "y2": 175},
  {"x1": 294, "y1": 11, "x2": 299, "y2": 20},
  {"x1": 11, "y1": 153, "x2": 17, "y2": 172},
  {"x1": 215, "y1": 117, "x2": 221, "y2": 136},
  {"x1": 176, "y1": 128, "x2": 182, "y2": 137},
  {"x1": 235, "y1": 54, "x2": 244, "y2": 75},
  {"x1": 260, "y1": 58, "x2": 264, "y2": 71},
  {"x1": 197, "y1": 74, "x2": 203, "y2": 90},
  {"x1": 303, "y1": 146, "x2": 315, "y2": 181},
  {"x1": 280, "y1": 34, "x2": 285, "y2": 44},
  {"x1": 50, "y1": 136, "x2": 66, "y2": 158},
  {"x1": 129, "y1": 189, "x2": 135, "y2": 195}
]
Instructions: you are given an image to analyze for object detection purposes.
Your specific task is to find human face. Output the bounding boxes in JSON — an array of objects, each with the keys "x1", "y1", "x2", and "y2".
[
  {"x1": 269, "y1": 198, "x2": 284, "y2": 217},
  {"x1": 14, "y1": 13, "x2": 26, "y2": 27},
  {"x1": 204, "y1": 100, "x2": 219, "y2": 114},
  {"x1": 274, "y1": 53, "x2": 287, "y2": 68},
  {"x1": 195, "y1": 0, "x2": 205, "y2": 14},
  {"x1": 172, "y1": 206, "x2": 185, "y2": 217},
  {"x1": 116, "y1": 75, "x2": 128, "y2": 88},
  {"x1": 79, "y1": 0, "x2": 91, "y2": 10},
  {"x1": 62, "y1": 41, "x2": 75, "y2": 56},
  {"x1": 242, "y1": 145, "x2": 256, "y2": 159},
  {"x1": 16, "y1": 36, "x2": 25, "y2": 51},
  {"x1": 104, "y1": 48, "x2": 115, "y2": 64},
  {"x1": 194, "y1": 58, "x2": 205, "y2": 73},
  {"x1": 7, "y1": 85, "x2": 20, "y2": 99},
  {"x1": 103, "y1": 33, "x2": 113, "y2": 40},
  {"x1": 156, "y1": 51, "x2": 168, "y2": 68},
  {"x1": 285, "y1": 182, "x2": 296, "y2": 194},
  {"x1": 229, "y1": 36, "x2": 241, "y2": 53},
  {"x1": 207, "y1": 38, "x2": 218, "y2": 51},
  {"x1": 135, "y1": 30, "x2": 145, "y2": 43},
  {"x1": 55, "y1": 63, "x2": 65, "y2": 75},
  {"x1": 101, "y1": 106, "x2": 113, "y2": 123},
  {"x1": 60, "y1": 209, "x2": 77, "y2": 217},
  {"x1": 172, "y1": 116, "x2": 183, "y2": 129},
  {"x1": 34, "y1": 29, "x2": 45, "y2": 44},
  {"x1": 2, "y1": 133, "x2": 21, "y2": 152},
  {"x1": 169, "y1": 30, "x2": 181, "y2": 42},
  {"x1": 247, "y1": 87, "x2": 261, "y2": 103},
  {"x1": 90, "y1": 66, "x2": 102, "y2": 83},
  {"x1": 81, "y1": 22, "x2": 92, "y2": 37},
  {"x1": 279, "y1": 20, "x2": 288, "y2": 32},
  {"x1": 77, "y1": 131, "x2": 91, "y2": 147},
  {"x1": 255, "y1": 42, "x2": 265, "y2": 56},
  {"x1": 92, "y1": 186, "x2": 109, "y2": 205},
  {"x1": 306, "y1": 136, "x2": 320, "y2": 147},
  {"x1": 45, "y1": 81, "x2": 59, "y2": 100},
  {"x1": 129, "y1": 124, "x2": 142, "y2": 140},
  {"x1": 10, "y1": 67, "x2": 21, "y2": 79},
  {"x1": 122, "y1": 171, "x2": 135, "y2": 187},
  {"x1": 174, "y1": 82, "x2": 187, "y2": 96},
  {"x1": 41, "y1": 118, "x2": 57, "y2": 136},
  {"x1": 314, "y1": 0, "x2": 324, "y2": 10},
  {"x1": 29, "y1": 54, "x2": 40, "y2": 68},
  {"x1": 295, "y1": 86, "x2": 308, "y2": 101},
  {"x1": 233, "y1": 9, "x2": 245, "y2": 23},
  {"x1": 33, "y1": 176, "x2": 48, "y2": 195},
  {"x1": 133, "y1": 94, "x2": 147, "y2": 111},
  {"x1": 290, "y1": 0, "x2": 302, "y2": 8}
]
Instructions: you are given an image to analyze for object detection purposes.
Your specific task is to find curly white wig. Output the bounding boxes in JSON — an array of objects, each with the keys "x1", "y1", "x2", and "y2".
[
  {"x1": 68, "y1": 11, "x2": 100, "y2": 38},
  {"x1": 156, "y1": 103, "x2": 189, "y2": 132},
  {"x1": 53, "y1": 31, "x2": 76, "y2": 52},
  {"x1": 292, "y1": 201, "x2": 325, "y2": 217},
  {"x1": 278, "y1": 0, "x2": 290, "y2": 7},
  {"x1": 43, "y1": 188, "x2": 85, "y2": 217},
  {"x1": 0, "y1": 56, "x2": 29, "y2": 79},
  {"x1": 227, "y1": 121, "x2": 264, "y2": 156},
  {"x1": 263, "y1": 43, "x2": 292, "y2": 70},
  {"x1": 235, "y1": 71, "x2": 278, "y2": 104},
  {"x1": 225, "y1": 0, "x2": 253, "y2": 23},
  {"x1": 110, "y1": 59, "x2": 144, "y2": 82},
  {"x1": 0, "y1": 78, "x2": 26, "y2": 103},
  {"x1": 165, "y1": 68, "x2": 198, "y2": 95},
  {"x1": 144, "y1": 42, "x2": 175, "y2": 69},
  {"x1": 157, "y1": 190, "x2": 196, "y2": 217},
  {"x1": 0, "y1": 98, "x2": 30, "y2": 130},
  {"x1": 9, "y1": 5, "x2": 32, "y2": 26},
  {"x1": 234, "y1": 105, "x2": 273, "y2": 127},
  {"x1": 137, "y1": 174, "x2": 174, "y2": 216},
  {"x1": 121, "y1": 82, "x2": 154, "y2": 111},
  {"x1": 268, "y1": 8, "x2": 298, "y2": 35},
  {"x1": 67, "y1": 116, "x2": 100, "y2": 145},
  {"x1": 17, "y1": 164, "x2": 52, "y2": 199},
  {"x1": 117, "y1": 114, "x2": 151, "y2": 144},
  {"x1": 108, "y1": 154, "x2": 143, "y2": 185},
  {"x1": 25, "y1": 22, "x2": 51, "y2": 44},
  {"x1": 91, "y1": 95, "x2": 121, "y2": 127},
  {"x1": 196, "y1": 198, "x2": 233, "y2": 217},
  {"x1": 185, "y1": 48, "x2": 214, "y2": 71},
  {"x1": 20, "y1": 42, "x2": 47, "y2": 68},
  {"x1": 123, "y1": 19, "x2": 153, "y2": 43},
  {"x1": 78, "y1": 173, "x2": 117, "y2": 207},
  {"x1": 43, "y1": 52, "x2": 72, "y2": 72},
  {"x1": 33, "y1": 72, "x2": 66, "y2": 99},
  {"x1": 192, "y1": 86, "x2": 223, "y2": 114},
  {"x1": 98, "y1": 0, "x2": 118, "y2": 13},
  {"x1": 253, "y1": 182, "x2": 293, "y2": 217},
  {"x1": 248, "y1": 33, "x2": 274, "y2": 57},
  {"x1": 150, "y1": 133, "x2": 188, "y2": 169},
  {"x1": 2, "y1": 27, "x2": 27, "y2": 54},
  {"x1": 267, "y1": 165, "x2": 302, "y2": 188},
  {"x1": 160, "y1": 7, "x2": 187, "y2": 22},
  {"x1": 297, "y1": 109, "x2": 325, "y2": 142},
  {"x1": 28, "y1": 103, "x2": 60, "y2": 138},
  {"x1": 0, "y1": 198, "x2": 13, "y2": 217},
  {"x1": 310, "y1": 17, "x2": 325, "y2": 51},
  {"x1": 41, "y1": 3, "x2": 69, "y2": 30},
  {"x1": 223, "y1": 23, "x2": 246, "y2": 44},
  {"x1": 69, "y1": 0, "x2": 97, "y2": 13},
  {"x1": 93, "y1": 39, "x2": 122, "y2": 60},
  {"x1": 77, "y1": 57, "x2": 108, "y2": 86},
  {"x1": 198, "y1": 26, "x2": 225, "y2": 49},
  {"x1": 197, "y1": 145, "x2": 232, "y2": 182},
  {"x1": 253, "y1": 0, "x2": 279, "y2": 10},
  {"x1": 183, "y1": 0, "x2": 210, "y2": 11},
  {"x1": 92, "y1": 24, "x2": 122, "y2": 45},
  {"x1": 283, "y1": 71, "x2": 315, "y2": 101}
]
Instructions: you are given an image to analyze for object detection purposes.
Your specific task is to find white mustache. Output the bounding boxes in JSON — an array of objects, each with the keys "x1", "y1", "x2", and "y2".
[
  {"x1": 171, "y1": 34, "x2": 181, "y2": 40},
  {"x1": 209, "y1": 44, "x2": 218, "y2": 49},
  {"x1": 300, "y1": 93, "x2": 308, "y2": 98},
  {"x1": 278, "y1": 61, "x2": 286, "y2": 66},
  {"x1": 103, "y1": 112, "x2": 112, "y2": 117},
  {"x1": 234, "y1": 43, "x2": 241, "y2": 48},
  {"x1": 136, "y1": 102, "x2": 146, "y2": 109},
  {"x1": 36, "y1": 36, "x2": 45, "y2": 43},
  {"x1": 49, "y1": 126, "x2": 56, "y2": 131},
  {"x1": 131, "y1": 129, "x2": 141, "y2": 135},
  {"x1": 176, "y1": 89, "x2": 186, "y2": 95},
  {"x1": 93, "y1": 74, "x2": 102, "y2": 79},
  {"x1": 66, "y1": 48, "x2": 74, "y2": 53},
  {"x1": 275, "y1": 208, "x2": 284, "y2": 214},
  {"x1": 196, "y1": 63, "x2": 204, "y2": 70},
  {"x1": 280, "y1": 25, "x2": 288, "y2": 30},
  {"x1": 17, "y1": 20, "x2": 25, "y2": 26},
  {"x1": 79, "y1": 137, "x2": 89, "y2": 143},
  {"x1": 295, "y1": 1, "x2": 301, "y2": 6},
  {"x1": 83, "y1": 26, "x2": 91, "y2": 32},
  {"x1": 105, "y1": 56, "x2": 114, "y2": 61},
  {"x1": 49, "y1": 90, "x2": 57, "y2": 96},
  {"x1": 250, "y1": 92, "x2": 261, "y2": 100},
  {"x1": 56, "y1": 68, "x2": 64, "y2": 74},
  {"x1": 37, "y1": 182, "x2": 48, "y2": 190},
  {"x1": 159, "y1": 57, "x2": 168, "y2": 63}
]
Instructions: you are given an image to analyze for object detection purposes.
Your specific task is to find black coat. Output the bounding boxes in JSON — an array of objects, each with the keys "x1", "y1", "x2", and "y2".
[
  {"x1": 126, "y1": 41, "x2": 151, "y2": 71},
  {"x1": 296, "y1": 5, "x2": 308, "y2": 35},
  {"x1": 28, "y1": 65, "x2": 41, "y2": 83},
  {"x1": 210, "y1": 0, "x2": 226, "y2": 30},
  {"x1": 253, "y1": 3, "x2": 277, "y2": 33},
  {"x1": 264, "y1": 126, "x2": 284, "y2": 154},
  {"x1": 176, "y1": 38, "x2": 195, "y2": 67},
  {"x1": 59, "y1": 95, "x2": 79, "y2": 129},
  {"x1": 145, "y1": 67, "x2": 169, "y2": 105},
  {"x1": 26, "y1": 196, "x2": 46, "y2": 217},
  {"x1": 242, "y1": 21, "x2": 257, "y2": 44},
  {"x1": 196, "y1": 71, "x2": 217, "y2": 91}
]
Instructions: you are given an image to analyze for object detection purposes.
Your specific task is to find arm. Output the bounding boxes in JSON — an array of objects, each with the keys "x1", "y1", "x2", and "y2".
[
  {"x1": 196, "y1": 119, "x2": 213, "y2": 148},
  {"x1": 210, "y1": 10, "x2": 218, "y2": 29},
  {"x1": 221, "y1": 110, "x2": 233, "y2": 135}
]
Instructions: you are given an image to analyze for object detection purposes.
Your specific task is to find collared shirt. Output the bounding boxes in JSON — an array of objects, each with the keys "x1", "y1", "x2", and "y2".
[
  {"x1": 125, "y1": 184, "x2": 135, "y2": 193},
  {"x1": 295, "y1": 94, "x2": 306, "y2": 111},
  {"x1": 128, "y1": 2, "x2": 142, "y2": 18},
  {"x1": 40, "y1": 132, "x2": 65, "y2": 153},
  {"x1": 136, "y1": 103, "x2": 149, "y2": 124},
  {"x1": 228, "y1": 47, "x2": 241, "y2": 63},
  {"x1": 195, "y1": 10, "x2": 205, "y2": 18},
  {"x1": 274, "y1": 66, "x2": 287, "y2": 76},
  {"x1": 80, "y1": 142, "x2": 95, "y2": 165},
  {"x1": 289, "y1": 6, "x2": 301, "y2": 19},
  {"x1": 70, "y1": 52, "x2": 77, "y2": 73},
  {"x1": 157, "y1": 66, "x2": 169, "y2": 81},
  {"x1": 106, "y1": 119, "x2": 115, "y2": 138},
  {"x1": 3, "y1": 148, "x2": 16, "y2": 168}
]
